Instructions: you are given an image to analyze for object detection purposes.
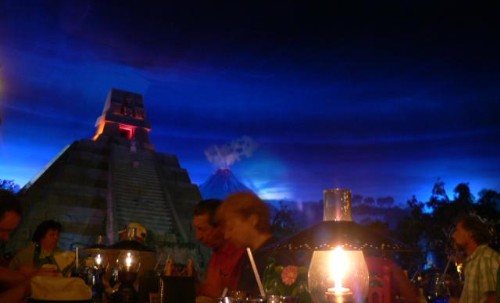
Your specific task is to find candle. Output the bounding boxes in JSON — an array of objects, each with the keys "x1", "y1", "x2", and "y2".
[
  {"x1": 327, "y1": 286, "x2": 351, "y2": 294},
  {"x1": 325, "y1": 288, "x2": 353, "y2": 303}
]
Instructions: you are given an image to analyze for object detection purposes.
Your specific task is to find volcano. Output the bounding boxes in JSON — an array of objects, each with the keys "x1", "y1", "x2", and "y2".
[{"x1": 198, "y1": 168, "x2": 253, "y2": 199}]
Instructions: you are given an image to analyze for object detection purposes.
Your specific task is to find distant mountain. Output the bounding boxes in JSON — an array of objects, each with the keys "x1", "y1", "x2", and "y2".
[{"x1": 198, "y1": 168, "x2": 253, "y2": 199}]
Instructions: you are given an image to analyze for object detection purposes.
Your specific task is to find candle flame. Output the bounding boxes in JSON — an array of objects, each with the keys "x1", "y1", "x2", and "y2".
[
  {"x1": 125, "y1": 252, "x2": 133, "y2": 268},
  {"x1": 95, "y1": 254, "x2": 102, "y2": 266}
]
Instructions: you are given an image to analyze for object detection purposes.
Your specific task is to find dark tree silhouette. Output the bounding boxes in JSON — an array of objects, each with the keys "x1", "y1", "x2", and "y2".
[
  {"x1": 475, "y1": 189, "x2": 500, "y2": 219},
  {"x1": 363, "y1": 196, "x2": 375, "y2": 205},
  {"x1": 271, "y1": 201, "x2": 299, "y2": 238},
  {"x1": 352, "y1": 194, "x2": 363, "y2": 206},
  {"x1": 430, "y1": 178, "x2": 449, "y2": 203},
  {"x1": 396, "y1": 182, "x2": 499, "y2": 272},
  {"x1": 376, "y1": 196, "x2": 394, "y2": 207},
  {"x1": 453, "y1": 182, "x2": 474, "y2": 203},
  {"x1": 0, "y1": 179, "x2": 20, "y2": 192}
]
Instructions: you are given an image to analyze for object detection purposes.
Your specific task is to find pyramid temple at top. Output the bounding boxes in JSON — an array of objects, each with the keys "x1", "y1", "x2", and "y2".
[{"x1": 8, "y1": 88, "x2": 202, "y2": 251}]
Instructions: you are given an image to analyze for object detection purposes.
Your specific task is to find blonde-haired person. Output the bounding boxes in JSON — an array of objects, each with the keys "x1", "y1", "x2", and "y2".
[{"x1": 217, "y1": 192, "x2": 277, "y2": 298}]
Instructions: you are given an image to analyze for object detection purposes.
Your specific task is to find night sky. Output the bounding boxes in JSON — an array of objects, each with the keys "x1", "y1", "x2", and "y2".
[{"x1": 1, "y1": 1, "x2": 499, "y2": 205}]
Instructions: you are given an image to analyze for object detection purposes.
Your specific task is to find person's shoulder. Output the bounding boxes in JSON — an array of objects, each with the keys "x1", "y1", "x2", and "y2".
[
  {"x1": 482, "y1": 245, "x2": 500, "y2": 258},
  {"x1": 478, "y1": 244, "x2": 499, "y2": 255},
  {"x1": 15, "y1": 243, "x2": 36, "y2": 256},
  {"x1": 220, "y1": 241, "x2": 246, "y2": 255},
  {"x1": 473, "y1": 245, "x2": 500, "y2": 264},
  {"x1": 9, "y1": 243, "x2": 36, "y2": 268}
]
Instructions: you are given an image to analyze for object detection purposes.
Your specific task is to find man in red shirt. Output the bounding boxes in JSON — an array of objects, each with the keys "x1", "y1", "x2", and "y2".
[
  {"x1": 0, "y1": 189, "x2": 29, "y2": 303},
  {"x1": 193, "y1": 199, "x2": 245, "y2": 301}
]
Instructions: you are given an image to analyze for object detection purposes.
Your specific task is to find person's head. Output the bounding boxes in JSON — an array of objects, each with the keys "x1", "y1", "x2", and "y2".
[
  {"x1": 452, "y1": 215, "x2": 490, "y2": 252},
  {"x1": 192, "y1": 199, "x2": 225, "y2": 249},
  {"x1": 0, "y1": 189, "x2": 22, "y2": 242},
  {"x1": 217, "y1": 192, "x2": 271, "y2": 249},
  {"x1": 32, "y1": 220, "x2": 62, "y2": 252}
]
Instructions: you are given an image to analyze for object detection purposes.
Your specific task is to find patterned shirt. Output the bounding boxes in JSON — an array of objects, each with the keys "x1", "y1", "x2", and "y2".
[{"x1": 459, "y1": 244, "x2": 500, "y2": 303}]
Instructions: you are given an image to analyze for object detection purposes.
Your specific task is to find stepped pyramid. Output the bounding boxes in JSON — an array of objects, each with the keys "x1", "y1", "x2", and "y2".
[{"x1": 8, "y1": 88, "x2": 201, "y2": 251}]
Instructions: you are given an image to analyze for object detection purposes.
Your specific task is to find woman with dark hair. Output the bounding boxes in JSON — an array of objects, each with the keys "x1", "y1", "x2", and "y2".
[{"x1": 9, "y1": 219, "x2": 63, "y2": 272}]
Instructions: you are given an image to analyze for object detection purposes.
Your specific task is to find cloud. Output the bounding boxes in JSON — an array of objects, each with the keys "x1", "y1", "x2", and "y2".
[{"x1": 204, "y1": 136, "x2": 259, "y2": 169}]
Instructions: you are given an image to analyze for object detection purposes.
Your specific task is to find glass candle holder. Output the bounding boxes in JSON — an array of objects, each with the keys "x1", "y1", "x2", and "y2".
[
  {"x1": 308, "y1": 247, "x2": 369, "y2": 303},
  {"x1": 323, "y1": 188, "x2": 352, "y2": 221},
  {"x1": 115, "y1": 251, "x2": 141, "y2": 303}
]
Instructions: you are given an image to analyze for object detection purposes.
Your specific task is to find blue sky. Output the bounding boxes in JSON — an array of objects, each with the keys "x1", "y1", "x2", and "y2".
[{"x1": 1, "y1": 1, "x2": 499, "y2": 205}]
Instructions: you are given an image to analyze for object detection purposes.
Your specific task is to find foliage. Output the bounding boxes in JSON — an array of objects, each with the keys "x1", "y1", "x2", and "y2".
[
  {"x1": 431, "y1": 178, "x2": 449, "y2": 203},
  {"x1": 263, "y1": 257, "x2": 312, "y2": 303},
  {"x1": 364, "y1": 197, "x2": 375, "y2": 205},
  {"x1": 271, "y1": 201, "x2": 300, "y2": 239},
  {"x1": 376, "y1": 196, "x2": 395, "y2": 207},
  {"x1": 0, "y1": 179, "x2": 20, "y2": 192},
  {"x1": 395, "y1": 181, "x2": 500, "y2": 271}
]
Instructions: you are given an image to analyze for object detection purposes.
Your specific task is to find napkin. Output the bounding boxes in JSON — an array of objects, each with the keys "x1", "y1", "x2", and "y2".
[
  {"x1": 54, "y1": 251, "x2": 75, "y2": 270},
  {"x1": 31, "y1": 276, "x2": 92, "y2": 301}
]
